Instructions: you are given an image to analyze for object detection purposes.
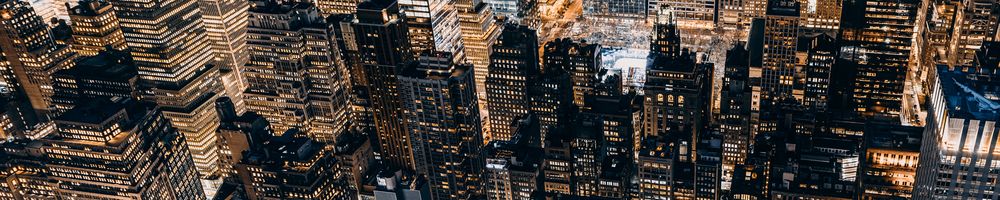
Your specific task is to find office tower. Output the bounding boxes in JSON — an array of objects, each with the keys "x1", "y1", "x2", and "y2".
[
  {"x1": 483, "y1": 0, "x2": 525, "y2": 19},
  {"x1": 68, "y1": 0, "x2": 126, "y2": 56},
  {"x1": 365, "y1": 168, "x2": 432, "y2": 200},
  {"x1": 769, "y1": 134, "x2": 862, "y2": 199},
  {"x1": 399, "y1": 0, "x2": 465, "y2": 59},
  {"x1": 859, "y1": 123, "x2": 922, "y2": 199},
  {"x1": 0, "y1": 140, "x2": 56, "y2": 199},
  {"x1": 39, "y1": 99, "x2": 205, "y2": 199},
  {"x1": 198, "y1": 0, "x2": 250, "y2": 115},
  {"x1": 796, "y1": 0, "x2": 841, "y2": 34},
  {"x1": 0, "y1": 0, "x2": 75, "y2": 114},
  {"x1": 837, "y1": 0, "x2": 919, "y2": 119},
  {"x1": 913, "y1": 43, "x2": 1000, "y2": 199},
  {"x1": 317, "y1": 0, "x2": 358, "y2": 15},
  {"x1": 245, "y1": 0, "x2": 350, "y2": 142},
  {"x1": 798, "y1": 34, "x2": 836, "y2": 111},
  {"x1": 649, "y1": 0, "x2": 714, "y2": 25},
  {"x1": 51, "y1": 49, "x2": 138, "y2": 112},
  {"x1": 637, "y1": 137, "x2": 672, "y2": 199},
  {"x1": 921, "y1": 0, "x2": 999, "y2": 67},
  {"x1": 486, "y1": 23, "x2": 539, "y2": 142},
  {"x1": 111, "y1": 0, "x2": 224, "y2": 177},
  {"x1": 583, "y1": 0, "x2": 646, "y2": 19},
  {"x1": 581, "y1": 74, "x2": 639, "y2": 158},
  {"x1": 214, "y1": 97, "x2": 271, "y2": 175},
  {"x1": 544, "y1": 38, "x2": 601, "y2": 107},
  {"x1": 328, "y1": 14, "x2": 378, "y2": 137},
  {"x1": 541, "y1": 126, "x2": 574, "y2": 195},
  {"x1": 529, "y1": 65, "x2": 574, "y2": 140},
  {"x1": 231, "y1": 129, "x2": 339, "y2": 199},
  {"x1": 25, "y1": 0, "x2": 68, "y2": 23},
  {"x1": 716, "y1": 0, "x2": 743, "y2": 33},
  {"x1": 694, "y1": 131, "x2": 723, "y2": 199},
  {"x1": 718, "y1": 43, "x2": 751, "y2": 191},
  {"x1": 753, "y1": 0, "x2": 799, "y2": 102},
  {"x1": 398, "y1": 52, "x2": 482, "y2": 199},
  {"x1": 455, "y1": 0, "x2": 501, "y2": 134},
  {"x1": 353, "y1": 0, "x2": 414, "y2": 168},
  {"x1": 597, "y1": 156, "x2": 631, "y2": 198},
  {"x1": 642, "y1": 22, "x2": 712, "y2": 152},
  {"x1": 566, "y1": 120, "x2": 602, "y2": 197},
  {"x1": 333, "y1": 128, "x2": 374, "y2": 199},
  {"x1": 483, "y1": 115, "x2": 543, "y2": 200}
]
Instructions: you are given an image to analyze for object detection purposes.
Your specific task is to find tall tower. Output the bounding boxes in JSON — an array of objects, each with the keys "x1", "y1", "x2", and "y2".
[
  {"x1": 913, "y1": 44, "x2": 1000, "y2": 199},
  {"x1": 455, "y1": 0, "x2": 501, "y2": 137},
  {"x1": 245, "y1": 0, "x2": 350, "y2": 142},
  {"x1": 485, "y1": 23, "x2": 539, "y2": 142},
  {"x1": 0, "y1": 0, "x2": 76, "y2": 114},
  {"x1": 111, "y1": 0, "x2": 224, "y2": 177},
  {"x1": 68, "y1": 0, "x2": 127, "y2": 56},
  {"x1": 40, "y1": 99, "x2": 205, "y2": 199},
  {"x1": 353, "y1": 0, "x2": 414, "y2": 168},
  {"x1": 543, "y1": 38, "x2": 601, "y2": 107},
  {"x1": 197, "y1": 0, "x2": 250, "y2": 114},
  {"x1": 399, "y1": 0, "x2": 466, "y2": 59},
  {"x1": 399, "y1": 52, "x2": 483, "y2": 200},
  {"x1": 836, "y1": 0, "x2": 919, "y2": 119}
]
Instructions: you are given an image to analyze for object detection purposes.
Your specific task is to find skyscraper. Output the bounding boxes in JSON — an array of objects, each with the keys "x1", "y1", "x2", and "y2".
[
  {"x1": 111, "y1": 0, "x2": 224, "y2": 177},
  {"x1": 68, "y1": 0, "x2": 127, "y2": 56},
  {"x1": 796, "y1": 0, "x2": 841, "y2": 34},
  {"x1": 718, "y1": 43, "x2": 751, "y2": 191},
  {"x1": 40, "y1": 98, "x2": 205, "y2": 199},
  {"x1": 197, "y1": 0, "x2": 250, "y2": 115},
  {"x1": 543, "y1": 38, "x2": 601, "y2": 107},
  {"x1": 232, "y1": 129, "x2": 340, "y2": 199},
  {"x1": 0, "y1": 0, "x2": 76, "y2": 114},
  {"x1": 51, "y1": 49, "x2": 138, "y2": 112},
  {"x1": 244, "y1": 0, "x2": 350, "y2": 142},
  {"x1": 352, "y1": 0, "x2": 414, "y2": 168},
  {"x1": 837, "y1": 0, "x2": 920, "y2": 119},
  {"x1": 913, "y1": 43, "x2": 1000, "y2": 199},
  {"x1": 399, "y1": 0, "x2": 465, "y2": 59},
  {"x1": 859, "y1": 123, "x2": 922, "y2": 199},
  {"x1": 455, "y1": 0, "x2": 501, "y2": 137},
  {"x1": 486, "y1": 23, "x2": 539, "y2": 142},
  {"x1": 399, "y1": 52, "x2": 482, "y2": 199}
]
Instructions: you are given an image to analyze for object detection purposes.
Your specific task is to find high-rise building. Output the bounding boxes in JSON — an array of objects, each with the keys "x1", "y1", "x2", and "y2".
[
  {"x1": 583, "y1": 0, "x2": 645, "y2": 19},
  {"x1": 482, "y1": 0, "x2": 525, "y2": 19},
  {"x1": 214, "y1": 97, "x2": 271, "y2": 175},
  {"x1": 455, "y1": 0, "x2": 501, "y2": 137},
  {"x1": 232, "y1": 129, "x2": 340, "y2": 199},
  {"x1": 797, "y1": 33, "x2": 836, "y2": 111},
  {"x1": 316, "y1": 0, "x2": 358, "y2": 15},
  {"x1": 399, "y1": 0, "x2": 465, "y2": 59},
  {"x1": 40, "y1": 98, "x2": 205, "y2": 199},
  {"x1": 51, "y1": 49, "x2": 138, "y2": 112},
  {"x1": 753, "y1": 0, "x2": 800, "y2": 102},
  {"x1": 245, "y1": 0, "x2": 350, "y2": 142},
  {"x1": 796, "y1": 0, "x2": 841, "y2": 34},
  {"x1": 0, "y1": 0, "x2": 76, "y2": 114},
  {"x1": 352, "y1": 0, "x2": 414, "y2": 168},
  {"x1": 836, "y1": 0, "x2": 920, "y2": 119},
  {"x1": 333, "y1": 127, "x2": 374, "y2": 199},
  {"x1": 68, "y1": 0, "x2": 127, "y2": 56},
  {"x1": 543, "y1": 38, "x2": 601, "y2": 107},
  {"x1": 0, "y1": 140, "x2": 56, "y2": 199},
  {"x1": 637, "y1": 136, "x2": 673, "y2": 199},
  {"x1": 25, "y1": 0, "x2": 68, "y2": 23},
  {"x1": 581, "y1": 74, "x2": 639, "y2": 158},
  {"x1": 642, "y1": 30, "x2": 712, "y2": 151},
  {"x1": 486, "y1": 23, "x2": 539, "y2": 142},
  {"x1": 913, "y1": 44, "x2": 1000, "y2": 199},
  {"x1": 528, "y1": 64, "x2": 574, "y2": 140},
  {"x1": 398, "y1": 52, "x2": 483, "y2": 199},
  {"x1": 483, "y1": 114, "x2": 543, "y2": 200},
  {"x1": 921, "y1": 0, "x2": 999, "y2": 67},
  {"x1": 197, "y1": 0, "x2": 250, "y2": 115},
  {"x1": 364, "y1": 168, "x2": 432, "y2": 200},
  {"x1": 111, "y1": 0, "x2": 224, "y2": 177},
  {"x1": 718, "y1": 43, "x2": 751, "y2": 191},
  {"x1": 859, "y1": 123, "x2": 922, "y2": 199}
]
